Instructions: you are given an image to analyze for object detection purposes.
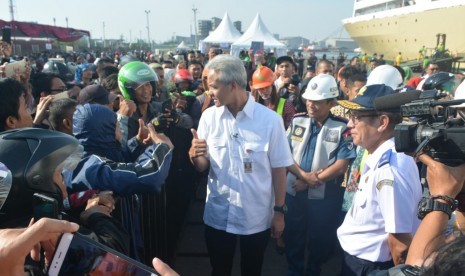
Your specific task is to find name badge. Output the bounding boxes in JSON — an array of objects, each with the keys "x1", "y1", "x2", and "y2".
[{"x1": 244, "y1": 156, "x2": 253, "y2": 173}]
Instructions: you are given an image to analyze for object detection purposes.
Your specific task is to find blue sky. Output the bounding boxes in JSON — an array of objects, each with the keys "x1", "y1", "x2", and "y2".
[{"x1": 1, "y1": 0, "x2": 354, "y2": 42}]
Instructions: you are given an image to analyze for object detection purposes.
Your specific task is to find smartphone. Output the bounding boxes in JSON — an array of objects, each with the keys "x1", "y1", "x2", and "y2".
[
  {"x1": 49, "y1": 232, "x2": 159, "y2": 276},
  {"x1": 33, "y1": 193, "x2": 59, "y2": 222},
  {"x1": 161, "y1": 98, "x2": 172, "y2": 112},
  {"x1": 2, "y1": 26, "x2": 11, "y2": 44}
]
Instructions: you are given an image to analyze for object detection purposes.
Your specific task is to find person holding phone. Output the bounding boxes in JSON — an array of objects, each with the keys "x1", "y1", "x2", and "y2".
[
  {"x1": 1, "y1": 26, "x2": 12, "y2": 65},
  {"x1": 0, "y1": 218, "x2": 180, "y2": 276},
  {"x1": 274, "y1": 55, "x2": 301, "y2": 108},
  {"x1": 0, "y1": 129, "x2": 131, "y2": 258}
]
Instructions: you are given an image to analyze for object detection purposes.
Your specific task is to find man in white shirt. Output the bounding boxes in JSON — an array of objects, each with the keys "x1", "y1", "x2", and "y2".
[
  {"x1": 189, "y1": 54, "x2": 293, "y2": 276},
  {"x1": 337, "y1": 84, "x2": 422, "y2": 275}
]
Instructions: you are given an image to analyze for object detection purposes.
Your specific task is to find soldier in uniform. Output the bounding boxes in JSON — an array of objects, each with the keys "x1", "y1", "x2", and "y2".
[
  {"x1": 337, "y1": 84, "x2": 422, "y2": 275},
  {"x1": 285, "y1": 74, "x2": 356, "y2": 275}
]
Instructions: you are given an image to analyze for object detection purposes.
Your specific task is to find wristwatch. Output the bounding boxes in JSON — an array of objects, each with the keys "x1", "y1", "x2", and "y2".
[
  {"x1": 417, "y1": 196, "x2": 454, "y2": 220},
  {"x1": 274, "y1": 204, "x2": 288, "y2": 215}
]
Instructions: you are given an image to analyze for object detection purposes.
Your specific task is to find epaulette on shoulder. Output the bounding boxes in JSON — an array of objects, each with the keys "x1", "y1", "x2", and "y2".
[
  {"x1": 377, "y1": 149, "x2": 392, "y2": 168},
  {"x1": 293, "y1": 112, "x2": 308, "y2": 118},
  {"x1": 330, "y1": 113, "x2": 349, "y2": 123}
]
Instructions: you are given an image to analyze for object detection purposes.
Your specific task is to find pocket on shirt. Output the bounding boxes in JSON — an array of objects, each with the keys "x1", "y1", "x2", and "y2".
[
  {"x1": 208, "y1": 138, "x2": 227, "y2": 169},
  {"x1": 352, "y1": 189, "x2": 370, "y2": 225}
]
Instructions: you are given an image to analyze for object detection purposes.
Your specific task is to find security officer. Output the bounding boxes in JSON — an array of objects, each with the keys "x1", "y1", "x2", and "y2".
[
  {"x1": 337, "y1": 84, "x2": 422, "y2": 275},
  {"x1": 285, "y1": 74, "x2": 356, "y2": 275}
]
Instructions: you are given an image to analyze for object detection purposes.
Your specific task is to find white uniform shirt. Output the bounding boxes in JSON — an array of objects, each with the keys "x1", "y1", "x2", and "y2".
[
  {"x1": 197, "y1": 94, "x2": 293, "y2": 235},
  {"x1": 337, "y1": 138, "x2": 422, "y2": 262}
]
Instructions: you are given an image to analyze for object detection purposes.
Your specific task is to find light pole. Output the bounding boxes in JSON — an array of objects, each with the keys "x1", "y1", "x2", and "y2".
[
  {"x1": 145, "y1": 10, "x2": 151, "y2": 50},
  {"x1": 102, "y1": 21, "x2": 106, "y2": 48},
  {"x1": 192, "y1": 5, "x2": 198, "y2": 48},
  {"x1": 65, "y1": 17, "x2": 68, "y2": 28},
  {"x1": 53, "y1": 18, "x2": 56, "y2": 26}
]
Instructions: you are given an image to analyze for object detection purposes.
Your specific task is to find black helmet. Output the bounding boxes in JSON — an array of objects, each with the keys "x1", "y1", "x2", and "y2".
[
  {"x1": 0, "y1": 128, "x2": 82, "y2": 222},
  {"x1": 422, "y1": 72, "x2": 455, "y2": 92},
  {"x1": 43, "y1": 60, "x2": 73, "y2": 82}
]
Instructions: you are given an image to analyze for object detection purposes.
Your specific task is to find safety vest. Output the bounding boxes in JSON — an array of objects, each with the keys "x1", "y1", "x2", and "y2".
[
  {"x1": 286, "y1": 115, "x2": 348, "y2": 199},
  {"x1": 276, "y1": 98, "x2": 286, "y2": 116}
]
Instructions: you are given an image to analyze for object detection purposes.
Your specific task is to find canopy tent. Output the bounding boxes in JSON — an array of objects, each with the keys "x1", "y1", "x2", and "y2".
[
  {"x1": 0, "y1": 19, "x2": 90, "y2": 42},
  {"x1": 231, "y1": 13, "x2": 287, "y2": 58},
  {"x1": 203, "y1": 12, "x2": 242, "y2": 44},
  {"x1": 176, "y1": 41, "x2": 190, "y2": 50}
]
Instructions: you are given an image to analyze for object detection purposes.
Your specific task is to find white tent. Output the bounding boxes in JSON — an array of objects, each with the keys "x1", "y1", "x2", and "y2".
[
  {"x1": 231, "y1": 13, "x2": 287, "y2": 57},
  {"x1": 203, "y1": 12, "x2": 242, "y2": 44},
  {"x1": 176, "y1": 41, "x2": 190, "y2": 50}
]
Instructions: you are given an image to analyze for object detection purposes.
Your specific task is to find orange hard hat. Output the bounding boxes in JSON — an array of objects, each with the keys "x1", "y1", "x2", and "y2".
[{"x1": 252, "y1": 66, "x2": 275, "y2": 89}]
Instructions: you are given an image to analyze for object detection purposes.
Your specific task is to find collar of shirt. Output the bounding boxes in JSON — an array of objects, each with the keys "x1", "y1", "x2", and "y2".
[
  {"x1": 364, "y1": 137, "x2": 395, "y2": 172},
  {"x1": 218, "y1": 92, "x2": 255, "y2": 120}
]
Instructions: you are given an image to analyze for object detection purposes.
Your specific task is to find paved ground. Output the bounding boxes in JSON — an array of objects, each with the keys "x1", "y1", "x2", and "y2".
[{"x1": 171, "y1": 183, "x2": 342, "y2": 275}]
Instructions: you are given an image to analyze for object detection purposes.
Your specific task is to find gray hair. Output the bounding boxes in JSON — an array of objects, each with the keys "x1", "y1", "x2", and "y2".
[
  {"x1": 49, "y1": 98, "x2": 78, "y2": 130},
  {"x1": 205, "y1": 54, "x2": 247, "y2": 89}
]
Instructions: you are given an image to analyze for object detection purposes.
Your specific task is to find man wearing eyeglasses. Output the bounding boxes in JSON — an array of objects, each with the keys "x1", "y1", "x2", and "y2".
[{"x1": 337, "y1": 84, "x2": 422, "y2": 275}]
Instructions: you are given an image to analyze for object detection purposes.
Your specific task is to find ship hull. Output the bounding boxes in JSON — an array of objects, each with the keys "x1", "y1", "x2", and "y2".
[{"x1": 343, "y1": 4, "x2": 465, "y2": 61}]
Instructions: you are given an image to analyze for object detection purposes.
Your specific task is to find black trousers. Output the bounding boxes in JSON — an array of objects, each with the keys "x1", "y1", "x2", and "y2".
[
  {"x1": 204, "y1": 225, "x2": 270, "y2": 276},
  {"x1": 342, "y1": 251, "x2": 394, "y2": 276}
]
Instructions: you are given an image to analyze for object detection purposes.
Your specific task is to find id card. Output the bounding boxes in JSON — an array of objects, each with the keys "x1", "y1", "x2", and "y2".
[{"x1": 243, "y1": 156, "x2": 253, "y2": 173}]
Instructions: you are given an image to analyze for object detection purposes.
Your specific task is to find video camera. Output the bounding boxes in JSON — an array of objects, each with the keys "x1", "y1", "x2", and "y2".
[{"x1": 391, "y1": 90, "x2": 465, "y2": 166}]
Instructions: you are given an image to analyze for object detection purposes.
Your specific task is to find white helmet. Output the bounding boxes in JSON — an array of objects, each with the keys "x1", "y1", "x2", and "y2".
[
  {"x1": 302, "y1": 74, "x2": 338, "y2": 101},
  {"x1": 452, "y1": 81, "x2": 465, "y2": 108},
  {"x1": 367, "y1": 65, "x2": 403, "y2": 90}
]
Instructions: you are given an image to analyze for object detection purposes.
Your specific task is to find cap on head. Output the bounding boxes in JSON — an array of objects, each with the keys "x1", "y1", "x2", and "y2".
[
  {"x1": 78, "y1": 84, "x2": 117, "y2": 105},
  {"x1": 302, "y1": 74, "x2": 338, "y2": 101},
  {"x1": 338, "y1": 84, "x2": 395, "y2": 111},
  {"x1": 366, "y1": 65, "x2": 403, "y2": 90},
  {"x1": 276, "y1": 56, "x2": 294, "y2": 65},
  {"x1": 252, "y1": 66, "x2": 275, "y2": 89}
]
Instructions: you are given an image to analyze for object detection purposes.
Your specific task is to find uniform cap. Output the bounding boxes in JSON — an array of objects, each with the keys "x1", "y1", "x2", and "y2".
[{"x1": 338, "y1": 84, "x2": 395, "y2": 111}]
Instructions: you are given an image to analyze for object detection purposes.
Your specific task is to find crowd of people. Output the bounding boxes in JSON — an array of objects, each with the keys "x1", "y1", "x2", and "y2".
[{"x1": 1, "y1": 33, "x2": 465, "y2": 276}]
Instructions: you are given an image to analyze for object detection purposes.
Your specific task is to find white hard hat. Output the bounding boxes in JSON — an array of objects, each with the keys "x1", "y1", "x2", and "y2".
[
  {"x1": 452, "y1": 81, "x2": 465, "y2": 108},
  {"x1": 302, "y1": 74, "x2": 339, "y2": 101},
  {"x1": 367, "y1": 65, "x2": 403, "y2": 90}
]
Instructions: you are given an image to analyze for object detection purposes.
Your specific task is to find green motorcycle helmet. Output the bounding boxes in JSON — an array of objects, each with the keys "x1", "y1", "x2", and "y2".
[{"x1": 118, "y1": 61, "x2": 158, "y2": 100}]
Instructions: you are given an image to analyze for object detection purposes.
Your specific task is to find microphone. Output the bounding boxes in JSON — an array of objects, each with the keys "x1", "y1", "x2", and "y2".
[{"x1": 374, "y1": 90, "x2": 422, "y2": 111}]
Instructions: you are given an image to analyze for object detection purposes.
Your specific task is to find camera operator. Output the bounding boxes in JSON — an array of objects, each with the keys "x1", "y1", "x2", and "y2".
[
  {"x1": 373, "y1": 154, "x2": 465, "y2": 276},
  {"x1": 274, "y1": 55, "x2": 301, "y2": 108}
]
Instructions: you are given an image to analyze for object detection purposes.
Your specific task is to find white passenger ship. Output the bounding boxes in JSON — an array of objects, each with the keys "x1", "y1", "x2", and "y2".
[{"x1": 343, "y1": 0, "x2": 465, "y2": 60}]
